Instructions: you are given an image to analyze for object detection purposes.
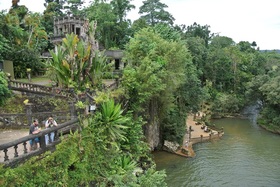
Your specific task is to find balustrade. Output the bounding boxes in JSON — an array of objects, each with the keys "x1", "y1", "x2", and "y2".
[
  {"x1": 8, "y1": 80, "x2": 71, "y2": 98},
  {"x1": 0, "y1": 118, "x2": 79, "y2": 167}
]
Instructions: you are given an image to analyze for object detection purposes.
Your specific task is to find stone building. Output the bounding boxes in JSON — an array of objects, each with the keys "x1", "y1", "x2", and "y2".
[
  {"x1": 51, "y1": 16, "x2": 87, "y2": 52},
  {"x1": 51, "y1": 16, "x2": 124, "y2": 71}
]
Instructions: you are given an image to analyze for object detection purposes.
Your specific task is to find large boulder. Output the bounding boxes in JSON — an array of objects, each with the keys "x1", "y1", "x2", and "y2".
[{"x1": 162, "y1": 140, "x2": 180, "y2": 153}]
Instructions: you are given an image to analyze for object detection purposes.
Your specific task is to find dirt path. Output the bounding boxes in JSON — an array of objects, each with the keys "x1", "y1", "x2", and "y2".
[
  {"x1": 0, "y1": 129, "x2": 28, "y2": 144},
  {"x1": 0, "y1": 129, "x2": 29, "y2": 163}
]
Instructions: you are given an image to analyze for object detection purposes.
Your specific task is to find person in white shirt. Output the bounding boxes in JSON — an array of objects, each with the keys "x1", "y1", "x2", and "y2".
[{"x1": 45, "y1": 117, "x2": 58, "y2": 144}]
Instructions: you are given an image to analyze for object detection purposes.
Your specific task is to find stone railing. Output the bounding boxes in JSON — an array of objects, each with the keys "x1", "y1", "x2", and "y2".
[
  {"x1": 0, "y1": 111, "x2": 74, "y2": 129},
  {"x1": 8, "y1": 80, "x2": 73, "y2": 98},
  {"x1": 0, "y1": 100, "x2": 77, "y2": 128},
  {"x1": 190, "y1": 131, "x2": 224, "y2": 144},
  {"x1": 0, "y1": 118, "x2": 79, "y2": 167}
]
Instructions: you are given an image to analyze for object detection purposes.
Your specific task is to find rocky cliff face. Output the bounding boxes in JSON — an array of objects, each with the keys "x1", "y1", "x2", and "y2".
[
  {"x1": 144, "y1": 121, "x2": 160, "y2": 150},
  {"x1": 143, "y1": 99, "x2": 161, "y2": 150}
]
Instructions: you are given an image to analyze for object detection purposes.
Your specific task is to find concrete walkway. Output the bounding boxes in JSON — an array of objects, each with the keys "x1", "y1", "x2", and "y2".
[
  {"x1": 175, "y1": 114, "x2": 221, "y2": 157},
  {"x1": 0, "y1": 129, "x2": 29, "y2": 162}
]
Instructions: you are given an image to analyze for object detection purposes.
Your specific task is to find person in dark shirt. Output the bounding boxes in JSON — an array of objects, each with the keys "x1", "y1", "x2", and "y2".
[{"x1": 29, "y1": 119, "x2": 41, "y2": 151}]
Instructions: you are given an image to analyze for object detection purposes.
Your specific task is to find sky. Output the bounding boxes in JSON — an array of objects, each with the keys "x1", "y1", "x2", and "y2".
[{"x1": 1, "y1": 0, "x2": 280, "y2": 50}]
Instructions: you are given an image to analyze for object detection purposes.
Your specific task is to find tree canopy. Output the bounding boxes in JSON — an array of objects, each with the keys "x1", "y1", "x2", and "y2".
[
  {"x1": 139, "y1": 0, "x2": 175, "y2": 26},
  {"x1": 1, "y1": 0, "x2": 280, "y2": 185}
]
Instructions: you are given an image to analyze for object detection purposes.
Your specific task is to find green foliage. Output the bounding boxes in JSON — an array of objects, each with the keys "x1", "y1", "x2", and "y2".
[
  {"x1": 43, "y1": 1, "x2": 65, "y2": 34},
  {"x1": 185, "y1": 36, "x2": 207, "y2": 78},
  {"x1": 0, "y1": 95, "x2": 68, "y2": 113},
  {"x1": 138, "y1": 168, "x2": 167, "y2": 187},
  {"x1": 139, "y1": 0, "x2": 175, "y2": 26},
  {"x1": 0, "y1": 33, "x2": 11, "y2": 61},
  {"x1": 0, "y1": 10, "x2": 48, "y2": 78},
  {"x1": 49, "y1": 32, "x2": 109, "y2": 90},
  {"x1": 64, "y1": 0, "x2": 84, "y2": 16},
  {"x1": 0, "y1": 100, "x2": 167, "y2": 186},
  {"x1": 131, "y1": 18, "x2": 150, "y2": 35},
  {"x1": 29, "y1": 96, "x2": 69, "y2": 112},
  {"x1": 99, "y1": 99, "x2": 129, "y2": 142},
  {"x1": 245, "y1": 51, "x2": 280, "y2": 132},
  {"x1": 11, "y1": 47, "x2": 44, "y2": 78},
  {"x1": 210, "y1": 36, "x2": 235, "y2": 49},
  {"x1": 212, "y1": 92, "x2": 242, "y2": 116},
  {"x1": 0, "y1": 72, "x2": 11, "y2": 106},
  {"x1": 153, "y1": 23, "x2": 182, "y2": 42},
  {"x1": 110, "y1": 0, "x2": 135, "y2": 23},
  {"x1": 258, "y1": 105, "x2": 280, "y2": 133},
  {"x1": 184, "y1": 22, "x2": 213, "y2": 47},
  {"x1": 86, "y1": 0, "x2": 134, "y2": 49},
  {"x1": 122, "y1": 27, "x2": 194, "y2": 143},
  {"x1": 259, "y1": 75, "x2": 280, "y2": 105},
  {"x1": 162, "y1": 107, "x2": 186, "y2": 143}
]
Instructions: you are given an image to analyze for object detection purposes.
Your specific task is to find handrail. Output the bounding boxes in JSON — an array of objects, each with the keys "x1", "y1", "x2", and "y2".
[
  {"x1": 8, "y1": 80, "x2": 73, "y2": 98},
  {"x1": 0, "y1": 111, "x2": 72, "y2": 128},
  {"x1": 0, "y1": 118, "x2": 79, "y2": 167}
]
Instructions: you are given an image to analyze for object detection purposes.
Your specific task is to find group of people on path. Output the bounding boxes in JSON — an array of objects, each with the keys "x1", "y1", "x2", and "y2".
[{"x1": 29, "y1": 117, "x2": 58, "y2": 151}]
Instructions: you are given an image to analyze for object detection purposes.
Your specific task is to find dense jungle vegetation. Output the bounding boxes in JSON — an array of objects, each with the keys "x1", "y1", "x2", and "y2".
[{"x1": 0, "y1": 0, "x2": 279, "y2": 186}]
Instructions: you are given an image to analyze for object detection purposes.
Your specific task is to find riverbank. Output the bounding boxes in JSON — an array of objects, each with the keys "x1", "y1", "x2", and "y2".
[
  {"x1": 175, "y1": 114, "x2": 224, "y2": 158},
  {"x1": 259, "y1": 124, "x2": 280, "y2": 135}
]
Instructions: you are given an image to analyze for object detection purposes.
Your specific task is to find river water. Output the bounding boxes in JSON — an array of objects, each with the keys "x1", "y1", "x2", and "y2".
[{"x1": 153, "y1": 118, "x2": 280, "y2": 187}]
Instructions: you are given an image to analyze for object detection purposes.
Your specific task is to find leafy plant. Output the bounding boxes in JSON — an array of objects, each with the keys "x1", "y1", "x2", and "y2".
[{"x1": 0, "y1": 72, "x2": 11, "y2": 106}]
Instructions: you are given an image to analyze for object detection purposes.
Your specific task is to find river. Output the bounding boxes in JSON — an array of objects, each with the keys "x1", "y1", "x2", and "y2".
[{"x1": 153, "y1": 118, "x2": 280, "y2": 187}]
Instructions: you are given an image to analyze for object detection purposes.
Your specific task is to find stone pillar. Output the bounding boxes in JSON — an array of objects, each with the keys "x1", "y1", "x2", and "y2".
[
  {"x1": 68, "y1": 101, "x2": 76, "y2": 120},
  {"x1": 7, "y1": 73, "x2": 11, "y2": 89},
  {"x1": 26, "y1": 68, "x2": 31, "y2": 82},
  {"x1": 189, "y1": 126, "x2": 192, "y2": 139},
  {"x1": 25, "y1": 103, "x2": 33, "y2": 125}
]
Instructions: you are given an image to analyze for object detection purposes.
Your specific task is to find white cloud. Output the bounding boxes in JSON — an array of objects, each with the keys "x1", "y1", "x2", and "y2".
[
  {"x1": 155, "y1": 0, "x2": 280, "y2": 50},
  {"x1": 0, "y1": 0, "x2": 45, "y2": 13},
  {"x1": 1, "y1": 0, "x2": 279, "y2": 49}
]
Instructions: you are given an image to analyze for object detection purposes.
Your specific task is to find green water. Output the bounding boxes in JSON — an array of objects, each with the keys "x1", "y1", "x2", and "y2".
[{"x1": 153, "y1": 118, "x2": 280, "y2": 187}]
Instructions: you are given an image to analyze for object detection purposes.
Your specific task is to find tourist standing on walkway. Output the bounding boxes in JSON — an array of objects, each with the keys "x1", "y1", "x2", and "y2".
[
  {"x1": 45, "y1": 117, "x2": 58, "y2": 144},
  {"x1": 29, "y1": 119, "x2": 41, "y2": 151}
]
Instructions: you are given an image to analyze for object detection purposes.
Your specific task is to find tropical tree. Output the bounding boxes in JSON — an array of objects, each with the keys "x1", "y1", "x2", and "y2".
[
  {"x1": 87, "y1": 0, "x2": 134, "y2": 49},
  {"x1": 110, "y1": 0, "x2": 135, "y2": 48},
  {"x1": 0, "y1": 72, "x2": 11, "y2": 106},
  {"x1": 185, "y1": 36, "x2": 208, "y2": 82},
  {"x1": 0, "y1": 33, "x2": 10, "y2": 61},
  {"x1": 49, "y1": 21, "x2": 110, "y2": 90},
  {"x1": 122, "y1": 27, "x2": 193, "y2": 144},
  {"x1": 259, "y1": 75, "x2": 280, "y2": 105},
  {"x1": 139, "y1": 0, "x2": 174, "y2": 26},
  {"x1": 43, "y1": 0, "x2": 65, "y2": 34},
  {"x1": 184, "y1": 22, "x2": 213, "y2": 47},
  {"x1": 0, "y1": 10, "x2": 47, "y2": 78},
  {"x1": 210, "y1": 36, "x2": 235, "y2": 49},
  {"x1": 110, "y1": 0, "x2": 135, "y2": 23},
  {"x1": 87, "y1": 1, "x2": 118, "y2": 48},
  {"x1": 24, "y1": 13, "x2": 48, "y2": 51},
  {"x1": 64, "y1": 0, "x2": 85, "y2": 16},
  {"x1": 248, "y1": 60, "x2": 280, "y2": 132},
  {"x1": 131, "y1": 17, "x2": 149, "y2": 35},
  {"x1": 0, "y1": 99, "x2": 167, "y2": 186},
  {"x1": 9, "y1": 1, "x2": 28, "y2": 21}
]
